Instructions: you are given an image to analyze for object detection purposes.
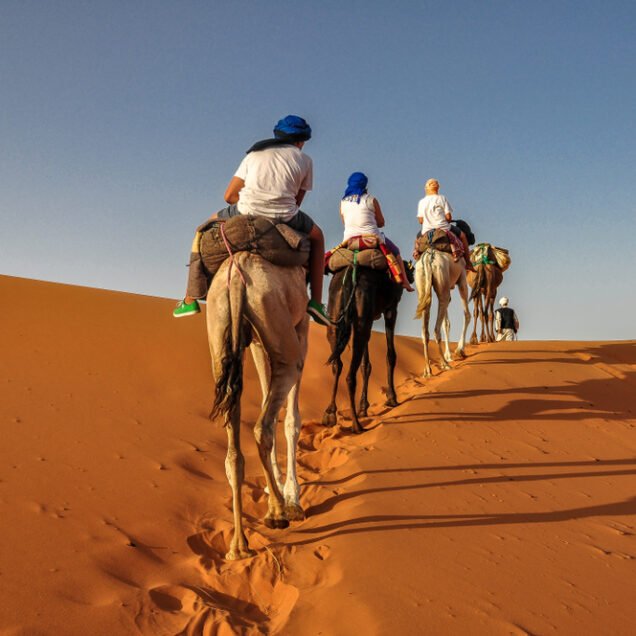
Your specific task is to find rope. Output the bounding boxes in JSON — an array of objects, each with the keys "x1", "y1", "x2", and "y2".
[{"x1": 220, "y1": 222, "x2": 247, "y2": 288}]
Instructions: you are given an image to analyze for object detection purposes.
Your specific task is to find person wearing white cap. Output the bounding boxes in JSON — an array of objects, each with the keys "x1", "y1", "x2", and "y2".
[{"x1": 495, "y1": 297, "x2": 519, "y2": 341}]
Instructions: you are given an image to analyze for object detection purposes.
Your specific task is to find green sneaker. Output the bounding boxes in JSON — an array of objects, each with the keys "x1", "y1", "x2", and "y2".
[
  {"x1": 307, "y1": 299, "x2": 331, "y2": 326},
  {"x1": 173, "y1": 299, "x2": 201, "y2": 318}
]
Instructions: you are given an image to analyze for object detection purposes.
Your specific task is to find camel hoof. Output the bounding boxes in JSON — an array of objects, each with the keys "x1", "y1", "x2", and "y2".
[
  {"x1": 385, "y1": 397, "x2": 398, "y2": 408},
  {"x1": 226, "y1": 547, "x2": 256, "y2": 561},
  {"x1": 322, "y1": 411, "x2": 337, "y2": 427},
  {"x1": 357, "y1": 409, "x2": 368, "y2": 418},
  {"x1": 470, "y1": 336, "x2": 478, "y2": 345},
  {"x1": 264, "y1": 516, "x2": 290, "y2": 530},
  {"x1": 284, "y1": 504, "x2": 305, "y2": 521},
  {"x1": 455, "y1": 349, "x2": 466, "y2": 359}
]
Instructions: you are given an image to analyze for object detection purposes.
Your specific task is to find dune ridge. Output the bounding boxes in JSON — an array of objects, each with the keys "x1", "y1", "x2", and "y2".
[{"x1": 1, "y1": 274, "x2": 635, "y2": 635}]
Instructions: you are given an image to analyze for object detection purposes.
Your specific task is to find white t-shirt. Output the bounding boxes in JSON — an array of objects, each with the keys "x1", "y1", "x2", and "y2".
[
  {"x1": 341, "y1": 193, "x2": 380, "y2": 240},
  {"x1": 417, "y1": 194, "x2": 453, "y2": 232},
  {"x1": 234, "y1": 145, "x2": 313, "y2": 220}
]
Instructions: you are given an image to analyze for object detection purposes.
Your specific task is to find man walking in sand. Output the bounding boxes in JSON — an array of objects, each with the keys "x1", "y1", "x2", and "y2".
[{"x1": 495, "y1": 297, "x2": 519, "y2": 341}]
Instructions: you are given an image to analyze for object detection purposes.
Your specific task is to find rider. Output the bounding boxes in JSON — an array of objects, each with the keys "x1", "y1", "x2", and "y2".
[
  {"x1": 173, "y1": 115, "x2": 331, "y2": 326},
  {"x1": 339, "y1": 172, "x2": 414, "y2": 292},
  {"x1": 417, "y1": 179, "x2": 476, "y2": 272}
]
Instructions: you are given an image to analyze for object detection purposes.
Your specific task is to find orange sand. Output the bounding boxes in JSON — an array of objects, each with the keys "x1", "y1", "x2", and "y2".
[{"x1": 1, "y1": 274, "x2": 635, "y2": 635}]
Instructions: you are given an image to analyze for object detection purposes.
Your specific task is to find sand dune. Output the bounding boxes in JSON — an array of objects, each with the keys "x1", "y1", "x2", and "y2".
[{"x1": 1, "y1": 274, "x2": 635, "y2": 635}]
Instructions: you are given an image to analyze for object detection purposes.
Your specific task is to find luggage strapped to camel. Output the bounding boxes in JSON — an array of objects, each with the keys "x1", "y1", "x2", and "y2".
[
  {"x1": 413, "y1": 228, "x2": 464, "y2": 261},
  {"x1": 470, "y1": 243, "x2": 511, "y2": 271},
  {"x1": 324, "y1": 234, "x2": 406, "y2": 285},
  {"x1": 190, "y1": 214, "x2": 311, "y2": 294}
]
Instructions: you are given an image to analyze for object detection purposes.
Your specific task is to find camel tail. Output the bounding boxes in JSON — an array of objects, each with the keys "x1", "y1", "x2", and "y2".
[
  {"x1": 470, "y1": 264, "x2": 484, "y2": 301},
  {"x1": 414, "y1": 252, "x2": 433, "y2": 319},
  {"x1": 210, "y1": 274, "x2": 247, "y2": 422},
  {"x1": 328, "y1": 267, "x2": 355, "y2": 364}
]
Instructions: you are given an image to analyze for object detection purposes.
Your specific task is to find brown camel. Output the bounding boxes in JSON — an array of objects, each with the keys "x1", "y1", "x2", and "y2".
[
  {"x1": 207, "y1": 252, "x2": 308, "y2": 560},
  {"x1": 467, "y1": 264, "x2": 504, "y2": 343}
]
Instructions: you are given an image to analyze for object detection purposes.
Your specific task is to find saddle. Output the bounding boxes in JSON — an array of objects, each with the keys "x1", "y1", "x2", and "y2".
[
  {"x1": 414, "y1": 228, "x2": 462, "y2": 260},
  {"x1": 325, "y1": 234, "x2": 388, "y2": 273},
  {"x1": 197, "y1": 215, "x2": 310, "y2": 279}
]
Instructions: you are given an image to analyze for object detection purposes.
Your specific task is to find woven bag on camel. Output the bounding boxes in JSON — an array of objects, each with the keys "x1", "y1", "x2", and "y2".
[
  {"x1": 198, "y1": 214, "x2": 310, "y2": 280},
  {"x1": 470, "y1": 243, "x2": 511, "y2": 271},
  {"x1": 325, "y1": 235, "x2": 388, "y2": 274}
]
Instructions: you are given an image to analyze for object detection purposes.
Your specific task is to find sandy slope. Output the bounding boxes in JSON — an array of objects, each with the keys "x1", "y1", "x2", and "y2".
[{"x1": 0, "y1": 274, "x2": 635, "y2": 635}]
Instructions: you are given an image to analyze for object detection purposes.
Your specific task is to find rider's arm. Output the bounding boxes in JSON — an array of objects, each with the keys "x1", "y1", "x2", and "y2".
[
  {"x1": 224, "y1": 176, "x2": 245, "y2": 204},
  {"x1": 373, "y1": 198, "x2": 386, "y2": 228}
]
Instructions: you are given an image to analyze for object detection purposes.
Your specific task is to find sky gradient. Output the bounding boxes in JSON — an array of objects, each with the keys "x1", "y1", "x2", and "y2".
[{"x1": 2, "y1": 1, "x2": 635, "y2": 340}]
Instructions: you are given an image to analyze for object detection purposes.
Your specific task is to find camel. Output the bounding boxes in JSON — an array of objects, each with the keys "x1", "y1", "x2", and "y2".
[
  {"x1": 414, "y1": 248, "x2": 471, "y2": 377},
  {"x1": 467, "y1": 264, "x2": 504, "y2": 344},
  {"x1": 322, "y1": 266, "x2": 403, "y2": 434},
  {"x1": 207, "y1": 252, "x2": 308, "y2": 560}
]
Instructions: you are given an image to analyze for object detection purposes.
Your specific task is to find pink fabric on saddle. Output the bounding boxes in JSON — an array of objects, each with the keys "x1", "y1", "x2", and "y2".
[{"x1": 446, "y1": 230, "x2": 464, "y2": 260}]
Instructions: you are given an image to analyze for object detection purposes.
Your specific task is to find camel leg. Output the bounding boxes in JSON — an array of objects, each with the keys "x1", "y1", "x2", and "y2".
[
  {"x1": 250, "y1": 342, "x2": 285, "y2": 495},
  {"x1": 254, "y1": 365, "x2": 298, "y2": 530},
  {"x1": 434, "y1": 285, "x2": 452, "y2": 371},
  {"x1": 358, "y1": 346, "x2": 371, "y2": 417},
  {"x1": 415, "y1": 254, "x2": 433, "y2": 378},
  {"x1": 479, "y1": 294, "x2": 488, "y2": 343},
  {"x1": 470, "y1": 292, "x2": 480, "y2": 345},
  {"x1": 441, "y1": 314, "x2": 452, "y2": 363},
  {"x1": 384, "y1": 307, "x2": 399, "y2": 407},
  {"x1": 224, "y1": 408, "x2": 255, "y2": 560},
  {"x1": 322, "y1": 355, "x2": 343, "y2": 427},
  {"x1": 421, "y1": 307, "x2": 432, "y2": 378},
  {"x1": 455, "y1": 273, "x2": 471, "y2": 359},
  {"x1": 347, "y1": 317, "x2": 372, "y2": 434},
  {"x1": 485, "y1": 295, "x2": 495, "y2": 343},
  {"x1": 281, "y1": 319, "x2": 308, "y2": 521}
]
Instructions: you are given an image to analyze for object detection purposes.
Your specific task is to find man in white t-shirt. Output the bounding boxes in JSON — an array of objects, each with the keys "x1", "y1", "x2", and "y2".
[
  {"x1": 174, "y1": 115, "x2": 330, "y2": 326},
  {"x1": 417, "y1": 179, "x2": 453, "y2": 233},
  {"x1": 416, "y1": 179, "x2": 475, "y2": 272}
]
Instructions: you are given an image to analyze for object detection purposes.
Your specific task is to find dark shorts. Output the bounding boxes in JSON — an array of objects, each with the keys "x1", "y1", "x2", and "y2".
[{"x1": 217, "y1": 204, "x2": 315, "y2": 234}]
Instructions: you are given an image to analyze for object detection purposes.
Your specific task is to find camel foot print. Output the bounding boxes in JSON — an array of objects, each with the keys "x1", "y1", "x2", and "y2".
[
  {"x1": 322, "y1": 412, "x2": 337, "y2": 428},
  {"x1": 226, "y1": 547, "x2": 256, "y2": 561},
  {"x1": 284, "y1": 503, "x2": 305, "y2": 521},
  {"x1": 264, "y1": 516, "x2": 290, "y2": 530}
]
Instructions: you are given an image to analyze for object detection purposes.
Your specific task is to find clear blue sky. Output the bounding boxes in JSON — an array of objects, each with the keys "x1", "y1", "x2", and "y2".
[{"x1": 1, "y1": 1, "x2": 634, "y2": 340}]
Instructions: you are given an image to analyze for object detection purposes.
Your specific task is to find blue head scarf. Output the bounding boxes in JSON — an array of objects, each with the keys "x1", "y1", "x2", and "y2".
[
  {"x1": 246, "y1": 115, "x2": 312, "y2": 153},
  {"x1": 343, "y1": 172, "x2": 368, "y2": 203},
  {"x1": 273, "y1": 115, "x2": 312, "y2": 141}
]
